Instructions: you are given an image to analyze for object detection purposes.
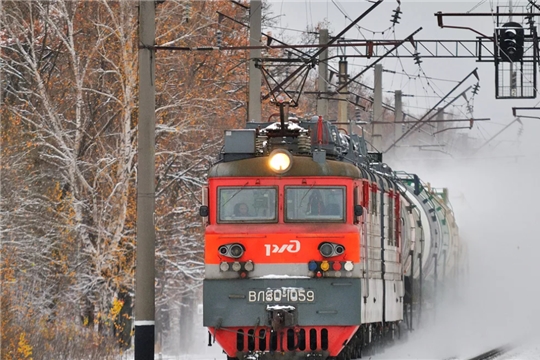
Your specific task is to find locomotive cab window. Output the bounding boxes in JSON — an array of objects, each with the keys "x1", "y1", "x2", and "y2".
[
  {"x1": 285, "y1": 186, "x2": 345, "y2": 222},
  {"x1": 218, "y1": 187, "x2": 277, "y2": 223}
]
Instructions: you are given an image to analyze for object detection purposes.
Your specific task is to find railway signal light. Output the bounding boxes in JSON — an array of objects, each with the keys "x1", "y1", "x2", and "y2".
[{"x1": 498, "y1": 22, "x2": 524, "y2": 62}]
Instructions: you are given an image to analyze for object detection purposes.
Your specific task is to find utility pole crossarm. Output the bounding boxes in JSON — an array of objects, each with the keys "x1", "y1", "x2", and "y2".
[
  {"x1": 436, "y1": 12, "x2": 540, "y2": 16},
  {"x1": 333, "y1": 39, "x2": 508, "y2": 61},
  {"x1": 372, "y1": 118, "x2": 490, "y2": 124},
  {"x1": 261, "y1": 0, "x2": 383, "y2": 101},
  {"x1": 473, "y1": 118, "x2": 523, "y2": 154},
  {"x1": 384, "y1": 68, "x2": 480, "y2": 153},
  {"x1": 512, "y1": 107, "x2": 540, "y2": 116},
  {"x1": 335, "y1": 27, "x2": 423, "y2": 94}
]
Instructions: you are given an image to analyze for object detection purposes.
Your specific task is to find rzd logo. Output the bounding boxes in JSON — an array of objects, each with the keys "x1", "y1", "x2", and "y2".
[{"x1": 264, "y1": 240, "x2": 300, "y2": 256}]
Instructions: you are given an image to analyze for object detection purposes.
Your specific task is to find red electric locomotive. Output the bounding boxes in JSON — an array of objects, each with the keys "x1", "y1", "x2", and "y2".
[{"x1": 201, "y1": 114, "x2": 461, "y2": 360}]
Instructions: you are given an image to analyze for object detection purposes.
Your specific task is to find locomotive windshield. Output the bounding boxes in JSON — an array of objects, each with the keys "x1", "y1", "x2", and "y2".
[
  {"x1": 218, "y1": 187, "x2": 277, "y2": 223},
  {"x1": 285, "y1": 186, "x2": 345, "y2": 222}
]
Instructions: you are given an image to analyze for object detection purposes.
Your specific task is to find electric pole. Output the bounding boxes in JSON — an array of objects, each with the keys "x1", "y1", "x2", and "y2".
[
  {"x1": 317, "y1": 29, "x2": 329, "y2": 118},
  {"x1": 509, "y1": 0, "x2": 516, "y2": 96},
  {"x1": 436, "y1": 108, "x2": 445, "y2": 138},
  {"x1": 337, "y1": 59, "x2": 349, "y2": 131},
  {"x1": 391, "y1": 90, "x2": 403, "y2": 159},
  {"x1": 248, "y1": 0, "x2": 262, "y2": 122},
  {"x1": 135, "y1": 1, "x2": 156, "y2": 359},
  {"x1": 372, "y1": 64, "x2": 383, "y2": 151}
]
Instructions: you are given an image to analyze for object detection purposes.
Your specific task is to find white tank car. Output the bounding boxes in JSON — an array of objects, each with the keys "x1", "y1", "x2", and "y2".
[{"x1": 397, "y1": 173, "x2": 465, "y2": 327}]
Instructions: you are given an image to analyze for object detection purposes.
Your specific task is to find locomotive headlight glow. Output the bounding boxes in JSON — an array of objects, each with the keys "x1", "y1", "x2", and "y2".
[{"x1": 268, "y1": 149, "x2": 292, "y2": 173}]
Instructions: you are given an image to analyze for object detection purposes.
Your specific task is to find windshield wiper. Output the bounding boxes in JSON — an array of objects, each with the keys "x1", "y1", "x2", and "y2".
[
  {"x1": 220, "y1": 182, "x2": 249, "y2": 209},
  {"x1": 298, "y1": 183, "x2": 317, "y2": 208}
]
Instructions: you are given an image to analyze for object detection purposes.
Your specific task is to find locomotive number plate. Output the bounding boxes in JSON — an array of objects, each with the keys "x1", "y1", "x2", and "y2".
[{"x1": 248, "y1": 288, "x2": 315, "y2": 303}]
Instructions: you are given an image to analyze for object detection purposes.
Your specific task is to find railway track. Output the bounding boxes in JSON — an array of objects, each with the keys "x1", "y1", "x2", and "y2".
[
  {"x1": 465, "y1": 346, "x2": 512, "y2": 360},
  {"x1": 150, "y1": 344, "x2": 515, "y2": 360}
]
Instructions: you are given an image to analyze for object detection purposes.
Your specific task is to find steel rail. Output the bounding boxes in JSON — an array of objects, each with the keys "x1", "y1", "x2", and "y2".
[{"x1": 466, "y1": 346, "x2": 510, "y2": 360}]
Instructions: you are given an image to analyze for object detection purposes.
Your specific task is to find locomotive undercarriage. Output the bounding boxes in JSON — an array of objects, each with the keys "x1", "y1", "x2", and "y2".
[
  {"x1": 212, "y1": 324, "x2": 357, "y2": 360},
  {"x1": 221, "y1": 322, "x2": 401, "y2": 360},
  {"x1": 329, "y1": 322, "x2": 401, "y2": 360}
]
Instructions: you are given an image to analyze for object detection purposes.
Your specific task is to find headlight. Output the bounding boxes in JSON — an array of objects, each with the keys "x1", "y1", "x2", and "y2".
[
  {"x1": 218, "y1": 243, "x2": 245, "y2": 259},
  {"x1": 318, "y1": 242, "x2": 345, "y2": 258},
  {"x1": 319, "y1": 243, "x2": 334, "y2": 257},
  {"x1": 269, "y1": 149, "x2": 292, "y2": 173},
  {"x1": 230, "y1": 244, "x2": 244, "y2": 258}
]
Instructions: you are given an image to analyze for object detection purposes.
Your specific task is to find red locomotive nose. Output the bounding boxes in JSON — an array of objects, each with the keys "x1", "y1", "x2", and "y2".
[{"x1": 209, "y1": 325, "x2": 359, "y2": 359}]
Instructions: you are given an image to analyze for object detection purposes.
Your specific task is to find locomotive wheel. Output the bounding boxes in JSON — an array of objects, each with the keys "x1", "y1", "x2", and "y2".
[
  {"x1": 336, "y1": 350, "x2": 351, "y2": 360},
  {"x1": 352, "y1": 345, "x2": 361, "y2": 359}
]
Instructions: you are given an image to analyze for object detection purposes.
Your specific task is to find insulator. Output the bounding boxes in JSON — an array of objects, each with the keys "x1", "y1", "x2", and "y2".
[
  {"x1": 355, "y1": 107, "x2": 362, "y2": 122},
  {"x1": 526, "y1": 15, "x2": 535, "y2": 28},
  {"x1": 413, "y1": 52, "x2": 422, "y2": 65},
  {"x1": 472, "y1": 83, "x2": 480, "y2": 95},
  {"x1": 184, "y1": 1, "x2": 191, "y2": 23},
  {"x1": 298, "y1": 133, "x2": 311, "y2": 154},
  {"x1": 216, "y1": 30, "x2": 223, "y2": 47},
  {"x1": 391, "y1": 7, "x2": 402, "y2": 24},
  {"x1": 255, "y1": 135, "x2": 268, "y2": 156}
]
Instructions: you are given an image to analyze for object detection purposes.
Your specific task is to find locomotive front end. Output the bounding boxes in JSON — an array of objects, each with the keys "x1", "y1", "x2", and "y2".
[
  {"x1": 202, "y1": 155, "x2": 365, "y2": 360},
  {"x1": 201, "y1": 117, "x2": 410, "y2": 360}
]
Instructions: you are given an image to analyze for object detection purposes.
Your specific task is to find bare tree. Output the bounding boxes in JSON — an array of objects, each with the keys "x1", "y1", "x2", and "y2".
[{"x1": 1, "y1": 0, "x2": 253, "y2": 356}]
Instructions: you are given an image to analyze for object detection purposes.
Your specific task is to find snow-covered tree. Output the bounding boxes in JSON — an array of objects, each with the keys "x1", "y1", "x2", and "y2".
[{"x1": 1, "y1": 0, "x2": 253, "y2": 356}]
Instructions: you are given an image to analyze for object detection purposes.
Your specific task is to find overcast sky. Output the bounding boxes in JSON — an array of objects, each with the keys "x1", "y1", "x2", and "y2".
[
  {"x1": 261, "y1": 3, "x2": 540, "y2": 354},
  {"x1": 263, "y1": 1, "x2": 540, "y2": 158}
]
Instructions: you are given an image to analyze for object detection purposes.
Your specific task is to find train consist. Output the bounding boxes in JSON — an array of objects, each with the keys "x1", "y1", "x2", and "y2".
[{"x1": 201, "y1": 113, "x2": 464, "y2": 360}]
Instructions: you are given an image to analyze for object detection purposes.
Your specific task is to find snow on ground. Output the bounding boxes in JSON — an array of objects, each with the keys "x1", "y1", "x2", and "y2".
[
  {"x1": 157, "y1": 343, "x2": 540, "y2": 360},
  {"x1": 370, "y1": 337, "x2": 540, "y2": 360},
  {"x1": 498, "y1": 342, "x2": 540, "y2": 360},
  {"x1": 150, "y1": 336, "x2": 540, "y2": 360}
]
